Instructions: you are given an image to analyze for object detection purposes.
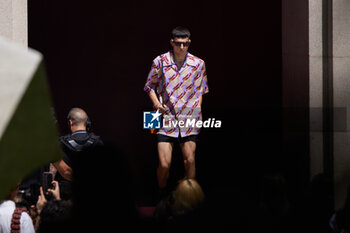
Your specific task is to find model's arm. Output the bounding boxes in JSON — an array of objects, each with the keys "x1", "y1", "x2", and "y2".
[
  {"x1": 148, "y1": 90, "x2": 161, "y2": 109},
  {"x1": 148, "y1": 91, "x2": 169, "y2": 113},
  {"x1": 144, "y1": 58, "x2": 169, "y2": 113},
  {"x1": 199, "y1": 95, "x2": 203, "y2": 107},
  {"x1": 199, "y1": 61, "x2": 209, "y2": 97}
]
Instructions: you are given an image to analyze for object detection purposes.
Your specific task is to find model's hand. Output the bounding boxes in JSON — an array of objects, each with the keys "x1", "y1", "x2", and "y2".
[{"x1": 155, "y1": 103, "x2": 169, "y2": 114}]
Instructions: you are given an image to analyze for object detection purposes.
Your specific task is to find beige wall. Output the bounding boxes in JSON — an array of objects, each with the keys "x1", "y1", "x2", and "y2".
[
  {"x1": 333, "y1": 0, "x2": 350, "y2": 210},
  {"x1": 0, "y1": 0, "x2": 27, "y2": 46},
  {"x1": 309, "y1": 0, "x2": 350, "y2": 210},
  {"x1": 309, "y1": 0, "x2": 324, "y2": 180}
]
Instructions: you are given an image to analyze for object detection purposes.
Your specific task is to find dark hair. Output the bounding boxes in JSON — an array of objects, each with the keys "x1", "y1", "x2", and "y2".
[
  {"x1": 38, "y1": 200, "x2": 73, "y2": 233},
  {"x1": 171, "y1": 26, "x2": 191, "y2": 39}
]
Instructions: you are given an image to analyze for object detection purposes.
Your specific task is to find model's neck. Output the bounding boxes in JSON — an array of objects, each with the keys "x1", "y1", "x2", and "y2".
[
  {"x1": 71, "y1": 126, "x2": 86, "y2": 133},
  {"x1": 173, "y1": 51, "x2": 187, "y2": 61}
]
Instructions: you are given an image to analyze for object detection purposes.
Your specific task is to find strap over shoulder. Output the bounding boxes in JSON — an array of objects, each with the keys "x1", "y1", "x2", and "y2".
[
  {"x1": 11, "y1": 207, "x2": 29, "y2": 233},
  {"x1": 60, "y1": 133, "x2": 101, "y2": 152}
]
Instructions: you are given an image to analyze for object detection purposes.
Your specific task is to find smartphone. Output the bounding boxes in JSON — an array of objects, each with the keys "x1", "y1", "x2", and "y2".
[{"x1": 42, "y1": 172, "x2": 54, "y2": 193}]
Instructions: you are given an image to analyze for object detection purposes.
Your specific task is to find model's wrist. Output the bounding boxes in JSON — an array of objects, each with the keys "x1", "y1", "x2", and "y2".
[{"x1": 153, "y1": 102, "x2": 162, "y2": 109}]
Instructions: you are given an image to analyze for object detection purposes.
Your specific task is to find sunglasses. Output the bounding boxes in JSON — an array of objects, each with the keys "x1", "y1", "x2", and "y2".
[{"x1": 172, "y1": 40, "x2": 191, "y2": 47}]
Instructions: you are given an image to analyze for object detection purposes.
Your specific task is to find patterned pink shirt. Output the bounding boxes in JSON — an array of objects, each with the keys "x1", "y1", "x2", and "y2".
[{"x1": 144, "y1": 51, "x2": 209, "y2": 137}]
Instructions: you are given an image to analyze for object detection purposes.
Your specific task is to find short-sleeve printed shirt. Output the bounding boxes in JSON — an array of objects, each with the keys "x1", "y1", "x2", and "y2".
[{"x1": 144, "y1": 51, "x2": 209, "y2": 137}]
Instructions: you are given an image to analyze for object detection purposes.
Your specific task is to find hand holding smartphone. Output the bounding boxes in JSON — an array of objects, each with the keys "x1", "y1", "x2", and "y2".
[{"x1": 42, "y1": 172, "x2": 53, "y2": 194}]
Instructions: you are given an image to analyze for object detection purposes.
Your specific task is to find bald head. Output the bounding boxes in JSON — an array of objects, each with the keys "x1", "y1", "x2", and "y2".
[{"x1": 67, "y1": 108, "x2": 88, "y2": 130}]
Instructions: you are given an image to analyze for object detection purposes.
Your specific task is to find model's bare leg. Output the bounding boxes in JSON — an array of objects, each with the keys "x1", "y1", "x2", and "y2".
[
  {"x1": 180, "y1": 141, "x2": 196, "y2": 179},
  {"x1": 157, "y1": 142, "x2": 173, "y2": 189}
]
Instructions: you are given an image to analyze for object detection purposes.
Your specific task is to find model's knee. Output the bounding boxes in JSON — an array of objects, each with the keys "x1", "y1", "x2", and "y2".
[
  {"x1": 185, "y1": 156, "x2": 195, "y2": 165},
  {"x1": 159, "y1": 162, "x2": 170, "y2": 170}
]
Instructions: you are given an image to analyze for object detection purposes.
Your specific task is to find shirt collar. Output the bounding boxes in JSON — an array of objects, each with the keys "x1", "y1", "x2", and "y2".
[
  {"x1": 71, "y1": 130, "x2": 88, "y2": 136},
  {"x1": 185, "y1": 53, "x2": 197, "y2": 67},
  {"x1": 162, "y1": 51, "x2": 197, "y2": 67}
]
